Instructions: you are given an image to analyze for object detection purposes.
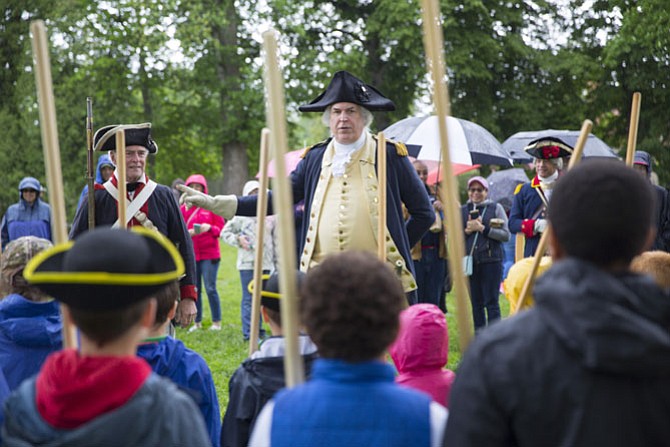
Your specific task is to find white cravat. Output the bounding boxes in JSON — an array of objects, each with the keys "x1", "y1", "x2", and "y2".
[
  {"x1": 332, "y1": 132, "x2": 367, "y2": 177},
  {"x1": 539, "y1": 170, "x2": 559, "y2": 201}
]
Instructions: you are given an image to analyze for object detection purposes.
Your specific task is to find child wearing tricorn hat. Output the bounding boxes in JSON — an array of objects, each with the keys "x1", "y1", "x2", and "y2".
[
  {"x1": 0, "y1": 236, "x2": 61, "y2": 392},
  {"x1": 2, "y1": 227, "x2": 211, "y2": 446},
  {"x1": 509, "y1": 136, "x2": 573, "y2": 258},
  {"x1": 69, "y1": 123, "x2": 198, "y2": 329},
  {"x1": 180, "y1": 71, "x2": 434, "y2": 305},
  {"x1": 221, "y1": 271, "x2": 317, "y2": 447}
]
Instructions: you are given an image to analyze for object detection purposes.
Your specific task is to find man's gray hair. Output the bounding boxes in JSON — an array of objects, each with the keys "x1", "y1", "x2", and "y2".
[{"x1": 322, "y1": 105, "x2": 374, "y2": 128}]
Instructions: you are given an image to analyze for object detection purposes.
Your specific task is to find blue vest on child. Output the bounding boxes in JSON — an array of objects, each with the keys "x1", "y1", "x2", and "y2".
[{"x1": 271, "y1": 358, "x2": 432, "y2": 447}]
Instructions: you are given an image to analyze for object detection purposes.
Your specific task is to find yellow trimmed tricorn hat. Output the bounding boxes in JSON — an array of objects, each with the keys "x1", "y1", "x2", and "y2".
[
  {"x1": 247, "y1": 271, "x2": 306, "y2": 312},
  {"x1": 299, "y1": 71, "x2": 395, "y2": 112},
  {"x1": 524, "y1": 136, "x2": 573, "y2": 160},
  {"x1": 93, "y1": 123, "x2": 158, "y2": 154},
  {"x1": 24, "y1": 227, "x2": 183, "y2": 310}
]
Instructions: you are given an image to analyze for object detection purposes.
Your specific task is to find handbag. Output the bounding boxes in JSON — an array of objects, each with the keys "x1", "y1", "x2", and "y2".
[
  {"x1": 429, "y1": 210, "x2": 443, "y2": 233},
  {"x1": 462, "y1": 231, "x2": 478, "y2": 276}
]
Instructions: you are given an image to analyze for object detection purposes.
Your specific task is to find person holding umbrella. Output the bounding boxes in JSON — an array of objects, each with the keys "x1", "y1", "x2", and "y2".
[
  {"x1": 509, "y1": 137, "x2": 572, "y2": 258},
  {"x1": 461, "y1": 176, "x2": 510, "y2": 330},
  {"x1": 179, "y1": 71, "x2": 433, "y2": 304}
]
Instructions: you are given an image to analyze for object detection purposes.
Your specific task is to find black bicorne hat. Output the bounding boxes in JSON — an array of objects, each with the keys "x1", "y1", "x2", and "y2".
[
  {"x1": 298, "y1": 71, "x2": 395, "y2": 112},
  {"x1": 247, "y1": 271, "x2": 306, "y2": 312},
  {"x1": 93, "y1": 123, "x2": 158, "y2": 154},
  {"x1": 24, "y1": 227, "x2": 184, "y2": 311},
  {"x1": 524, "y1": 136, "x2": 573, "y2": 159}
]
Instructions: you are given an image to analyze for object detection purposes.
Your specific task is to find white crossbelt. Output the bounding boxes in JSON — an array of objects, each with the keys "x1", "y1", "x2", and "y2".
[{"x1": 103, "y1": 179, "x2": 158, "y2": 228}]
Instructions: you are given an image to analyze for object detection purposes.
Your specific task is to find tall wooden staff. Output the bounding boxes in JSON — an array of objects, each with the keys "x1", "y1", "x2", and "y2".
[
  {"x1": 512, "y1": 119, "x2": 592, "y2": 314},
  {"x1": 86, "y1": 97, "x2": 96, "y2": 229},
  {"x1": 625, "y1": 92, "x2": 642, "y2": 167},
  {"x1": 249, "y1": 128, "x2": 271, "y2": 355},
  {"x1": 30, "y1": 20, "x2": 77, "y2": 349},
  {"x1": 420, "y1": 0, "x2": 473, "y2": 349},
  {"x1": 377, "y1": 132, "x2": 387, "y2": 261},
  {"x1": 116, "y1": 131, "x2": 127, "y2": 229},
  {"x1": 262, "y1": 29, "x2": 304, "y2": 387}
]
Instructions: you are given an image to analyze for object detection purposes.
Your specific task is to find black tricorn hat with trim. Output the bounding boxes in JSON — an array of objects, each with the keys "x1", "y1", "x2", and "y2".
[
  {"x1": 93, "y1": 123, "x2": 158, "y2": 154},
  {"x1": 299, "y1": 71, "x2": 395, "y2": 112},
  {"x1": 524, "y1": 136, "x2": 573, "y2": 159},
  {"x1": 247, "y1": 271, "x2": 306, "y2": 313},
  {"x1": 24, "y1": 227, "x2": 184, "y2": 310}
]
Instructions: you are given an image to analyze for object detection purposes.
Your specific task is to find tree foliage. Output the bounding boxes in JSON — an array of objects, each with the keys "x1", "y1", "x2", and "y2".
[{"x1": 1, "y1": 0, "x2": 668, "y2": 220}]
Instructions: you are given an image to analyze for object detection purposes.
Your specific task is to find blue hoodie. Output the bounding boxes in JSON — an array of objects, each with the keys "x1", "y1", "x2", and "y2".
[
  {"x1": 76, "y1": 154, "x2": 114, "y2": 211},
  {"x1": 0, "y1": 294, "x2": 62, "y2": 391},
  {"x1": 137, "y1": 336, "x2": 221, "y2": 447},
  {"x1": 1, "y1": 177, "x2": 52, "y2": 247}
]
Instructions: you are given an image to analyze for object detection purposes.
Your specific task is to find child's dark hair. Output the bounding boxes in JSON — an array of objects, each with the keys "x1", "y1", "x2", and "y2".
[
  {"x1": 68, "y1": 299, "x2": 151, "y2": 347},
  {"x1": 549, "y1": 159, "x2": 655, "y2": 266},
  {"x1": 300, "y1": 251, "x2": 405, "y2": 362},
  {"x1": 153, "y1": 281, "x2": 179, "y2": 328}
]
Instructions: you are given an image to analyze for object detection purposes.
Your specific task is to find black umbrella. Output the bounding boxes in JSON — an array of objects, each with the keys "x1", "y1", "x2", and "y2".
[
  {"x1": 384, "y1": 115, "x2": 513, "y2": 166},
  {"x1": 486, "y1": 168, "x2": 529, "y2": 213},
  {"x1": 503, "y1": 130, "x2": 618, "y2": 163}
]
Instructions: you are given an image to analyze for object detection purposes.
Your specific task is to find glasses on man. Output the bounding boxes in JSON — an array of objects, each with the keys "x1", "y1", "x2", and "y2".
[
  {"x1": 468, "y1": 188, "x2": 484, "y2": 193},
  {"x1": 125, "y1": 150, "x2": 149, "y2": 159}
]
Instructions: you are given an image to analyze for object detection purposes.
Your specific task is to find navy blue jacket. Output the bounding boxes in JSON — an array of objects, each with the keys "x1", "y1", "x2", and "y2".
[{"x1": 508, "y1": 180, "x2": 545, "y2": 257}]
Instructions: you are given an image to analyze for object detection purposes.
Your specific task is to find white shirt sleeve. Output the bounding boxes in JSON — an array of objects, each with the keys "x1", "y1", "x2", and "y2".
[
  {"x1": 247, "y1": 400, "x2": 274, "y2": 447},
  {"x1": 430, "y1": 401, "x2": 448, "y2": 447}
]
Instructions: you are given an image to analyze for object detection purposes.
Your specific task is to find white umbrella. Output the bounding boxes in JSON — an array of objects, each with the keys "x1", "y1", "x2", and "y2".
[{"x1": 383, "y1": 115, "x2": 513, "y2": 166}]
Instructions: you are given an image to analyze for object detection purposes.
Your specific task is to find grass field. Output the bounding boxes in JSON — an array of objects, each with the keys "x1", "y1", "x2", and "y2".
[{"x1": 178, "y1": 242, "x2": 509, "y2": 417}]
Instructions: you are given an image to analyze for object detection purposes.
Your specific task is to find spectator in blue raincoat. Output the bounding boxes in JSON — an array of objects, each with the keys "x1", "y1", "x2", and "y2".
[
  {"x1": 75, "y1": 154, "x2": 115, "y2": 211},
  {"x1": 0, "y1": 236, "x2": 61, "y2": 391},
  {"x1": 1, "y1": 177, "x2": 52, "y2": 249}
]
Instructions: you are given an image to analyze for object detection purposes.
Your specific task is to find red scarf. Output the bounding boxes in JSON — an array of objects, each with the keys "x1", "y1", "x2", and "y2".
[{"x1": 36, "y1": 349, "x2": 151, "y2": 429}]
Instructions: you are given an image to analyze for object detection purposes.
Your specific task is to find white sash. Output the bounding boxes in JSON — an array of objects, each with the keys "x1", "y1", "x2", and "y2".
[{"x1": 103, "y1": 179, "x2": 158, "y2": 228}]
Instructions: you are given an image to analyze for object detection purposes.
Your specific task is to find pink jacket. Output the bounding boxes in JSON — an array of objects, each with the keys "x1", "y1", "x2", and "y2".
[
  {"x1": 180, "y1": 174, "x2": 225, "y2": 261},
  {"x1": 389, "y1": 303, "x2": 455, "y2": 407}
]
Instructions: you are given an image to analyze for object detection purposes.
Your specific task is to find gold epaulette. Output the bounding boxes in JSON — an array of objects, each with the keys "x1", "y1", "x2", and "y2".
[
  {"x1": 300, "y1": 139, "x2": 329, "y2": 158},
  {"x1": 373, "y1": 134, "x2": 408, "y2": 156},
  {"x1": 514, "y1": 183, "x2": 524, "y2": 195}
]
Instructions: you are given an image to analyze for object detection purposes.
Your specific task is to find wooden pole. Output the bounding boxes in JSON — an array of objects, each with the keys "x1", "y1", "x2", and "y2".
[
  {"x1": 625, "y1": 92, "x2": 642, "y2": 167},
  {"x1": 30, "y1": 20, "x2": 77, "y2": 349},
  {"x1": 512, "y1": 119, "x2": 593, "y2": 314},
  {"x1": 420, "y1": 0, "x2": 473, "y2": 350},
  {"x1": 377, "y1": 132, "x2": 387, "y2": 261},
  {"x1": 249, "y1": 128, "x2": 271, "y2": 356},
  {"x1": 86, "y1": 97, "x2": 96, "y2": 230},
  {"x1": 262, "y1": 29, "x2": 304, "y2": 387},
  {"x1": 116, "y1": 131, "x2": 127, "y2": 229}
]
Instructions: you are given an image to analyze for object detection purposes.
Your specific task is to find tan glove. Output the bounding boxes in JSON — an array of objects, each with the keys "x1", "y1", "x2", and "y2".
[{"x1": 177, "y1": 184, "x2": 238, "y2": 220}]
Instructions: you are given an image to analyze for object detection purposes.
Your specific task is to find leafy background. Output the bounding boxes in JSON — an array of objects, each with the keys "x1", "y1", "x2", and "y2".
[{"x1": 2, "y1": 0, "x2": 669, "y2": 215}]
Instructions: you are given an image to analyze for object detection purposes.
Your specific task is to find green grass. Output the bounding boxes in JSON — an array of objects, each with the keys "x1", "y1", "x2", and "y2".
[{"x1": 180, "y1": 242, "x2": 509, "y2": 417}]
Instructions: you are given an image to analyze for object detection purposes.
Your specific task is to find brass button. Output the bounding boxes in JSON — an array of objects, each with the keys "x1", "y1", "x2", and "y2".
[
  {"x1": 309, "y1": 226, "x2": 313, "y2": 231},
  {"x1": 410, "y1": 282, "x2": 416, "y2": 288},
  {"x1": 343, "y1": 182, "x2": 348, "y2": 186},
  {"x1": 301, "y1": 261, "x2": 305, "y2": 266},
  {"x1": 306, "y1": 238, "x2": 311, "y2": 243},
  {"x1": 390, "y1": 247, "x2": 397, "y2": 252},
  {"x1": 343, "y1": 174, "x2": 349, "y2": 179},
  {"x1": 304, "y1": 249, "x2": 308, "y2": 255},
  {"x1": 373, "y1": 198, "x2": 378, "y2": 203}
]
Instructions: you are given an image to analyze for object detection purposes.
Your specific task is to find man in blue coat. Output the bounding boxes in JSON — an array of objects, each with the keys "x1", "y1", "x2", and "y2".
[
  {"x1": 180, "y1": 71, "x2": 434, "y2": 304},
  {"x1": 509, "y1": 137, "x2": 572, "y2": 258}
]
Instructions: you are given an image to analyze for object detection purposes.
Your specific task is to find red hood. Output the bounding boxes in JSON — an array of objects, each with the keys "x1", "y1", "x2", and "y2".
[
  {"x1": 185, "y1": 174, "x2": 208, "y2": 194},
  {"x1": 390, "y1": 304, "x2": 448, "y2": 373}
]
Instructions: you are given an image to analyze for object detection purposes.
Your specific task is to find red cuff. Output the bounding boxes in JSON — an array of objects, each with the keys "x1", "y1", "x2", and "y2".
[
  {"x1": 521, "y1": 219, "x2": 535, "y2": 238},
  {"x1": 180, "y1": 285, "x2": 197, "y2": 301}
]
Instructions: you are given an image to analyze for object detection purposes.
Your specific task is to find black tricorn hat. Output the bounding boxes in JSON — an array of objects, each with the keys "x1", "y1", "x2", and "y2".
[
  {"x1": 247, "y1": 271, "x2": 306, "y2": 313},
  {"x1": 93, "y1": 123, "x2": 158, "y2": 154},
  {"x1": 524, "y1": 136, "x2": 573, "y2": 159},
  {"x1": 24, "y1": 227, "x2": 184, "y2": 311},
  {"x1": 299, "y1": 71, "x2": 395, "y2": 112}
]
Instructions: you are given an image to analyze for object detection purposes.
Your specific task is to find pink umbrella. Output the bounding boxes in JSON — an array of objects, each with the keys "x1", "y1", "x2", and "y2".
[
  {"x1": 258, "y1": 149, "x2": 304, "y2": 178},
  {"x1": 412, "y1": 159, "x2": 480, "y2": 185}
]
